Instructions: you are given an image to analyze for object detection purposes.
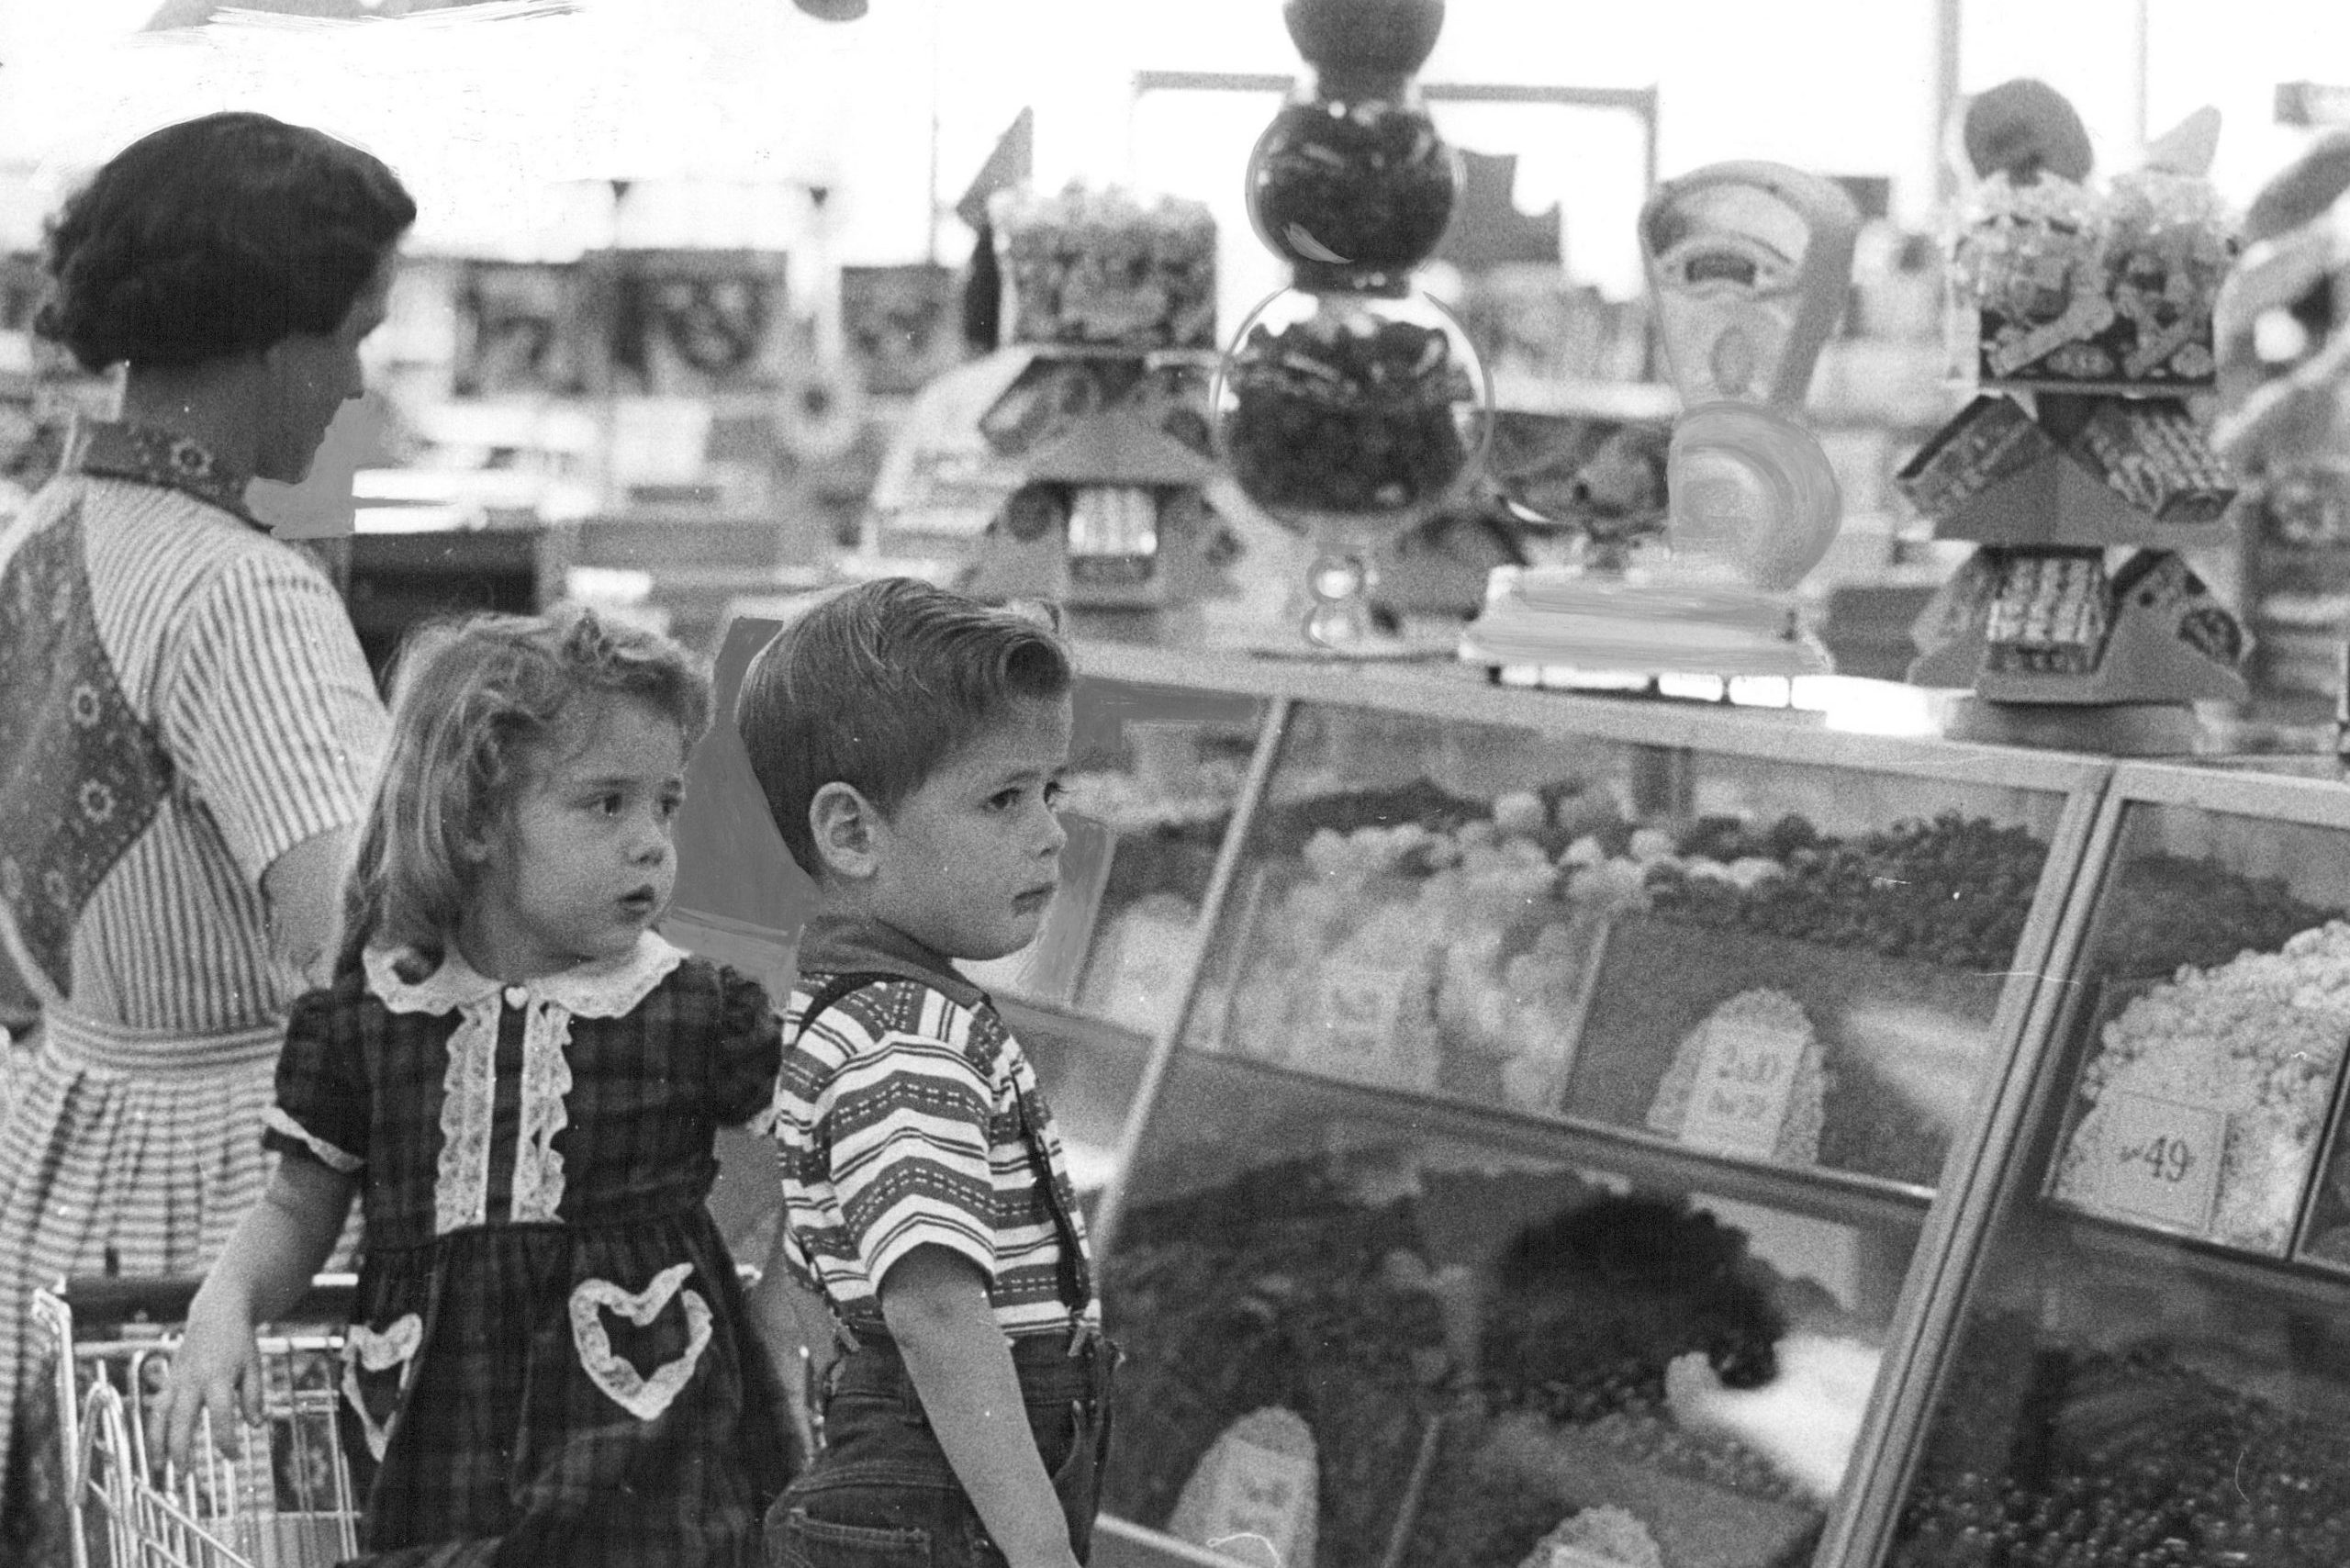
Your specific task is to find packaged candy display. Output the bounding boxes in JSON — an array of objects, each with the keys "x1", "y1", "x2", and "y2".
[
  {"x1": 1893, "y1": 396, "x2": 2056, "y2": 518},
  {"x1": 1248, "y1": 92, "x2": 1460, "y2": 289},
  {"x1": 1951, "y1": 166, "x2": 2236, "y2": 388},
  {"x1": 991, "y1": 184, "x2": 1217, "y2": 351},
  {"x1": 2066, "y1": 400, "x2": 2236, "y2": 523},
  {"x1": 2050, "y1": 921, "x2": 2350, "y2": 1251},
  {"x1": 1980, "y1": 553, "x2": 2109, "y2": 676},
  {"x1": 1220, "y1": 304, "x2": 1481, "y2": 524},
  {"x1": 2107, "y1": 552, "x2": 2245, "y2": 666},
  {"x1": 1891, "y1": 1331, "x2": 2350, "y2": 1568}
]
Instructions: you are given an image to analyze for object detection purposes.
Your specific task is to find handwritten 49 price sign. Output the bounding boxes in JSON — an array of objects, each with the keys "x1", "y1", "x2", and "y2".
[{"x1": 2082, "y1": 1089, "x2": 2227, "y2": 1237}]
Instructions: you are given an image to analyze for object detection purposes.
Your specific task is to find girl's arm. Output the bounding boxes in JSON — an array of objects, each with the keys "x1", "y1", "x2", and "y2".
[
  {"x1": 879, "y1": 1248, "x2": 1081, "y2": 1568},
  {"x1": 160, "y1": 1156, "x2": 357, "y2": 1469}
]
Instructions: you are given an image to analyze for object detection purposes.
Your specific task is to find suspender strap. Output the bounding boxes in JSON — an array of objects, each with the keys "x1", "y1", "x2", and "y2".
[{"x1": 788, "y1": 969, "x2": 1095, "y2": 1349}]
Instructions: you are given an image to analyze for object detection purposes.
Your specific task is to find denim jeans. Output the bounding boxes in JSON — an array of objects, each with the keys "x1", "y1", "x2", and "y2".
[{"x1": 763, "y1": 1330, "x2": 1114, "y2": 1568}]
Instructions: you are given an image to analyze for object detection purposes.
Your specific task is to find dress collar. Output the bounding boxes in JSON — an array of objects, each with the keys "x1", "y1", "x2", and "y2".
[
  {"x1": 62, "y1": 418, "x2": 261, "y2": 529},
  {"x1": 364, "y1": 932, "x2": 689, "y2": 1020},
  {"x1": 796, "y1": 913, "x2": 986, "y2": 1011}
]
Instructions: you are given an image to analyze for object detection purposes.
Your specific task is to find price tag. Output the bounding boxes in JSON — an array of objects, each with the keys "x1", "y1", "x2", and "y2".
[
  {"x1": 1196, "y1": 1437, "x2": 1315, "y2": 1568},
  {"x1": 1676, "y1": 1010, "x2": 1810, "y2": 1159},
  {"x1": 2084, "y1": 1089, "x2": 2226, "y2": 1236},
  {"x1": 1316, "y1": 960, "x2": 1411, "y2": 1061}
]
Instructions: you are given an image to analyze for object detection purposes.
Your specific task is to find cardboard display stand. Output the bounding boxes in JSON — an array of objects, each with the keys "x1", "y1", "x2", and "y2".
[{"x1": 1903, "y1": 389, "x2": 2250, "y2": 753}]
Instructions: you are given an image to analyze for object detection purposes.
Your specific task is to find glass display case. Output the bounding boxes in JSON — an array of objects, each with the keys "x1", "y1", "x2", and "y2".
[
  {"x1": 968, "y1": 671, "x2": 1274, "y2": 1199},
  {"x1": 1060, "y1": 645, "x2": 2109, "y2": 1568},
  {"x1": 1853, "y1": 766, "x2": 2350, "y2": 1568}
]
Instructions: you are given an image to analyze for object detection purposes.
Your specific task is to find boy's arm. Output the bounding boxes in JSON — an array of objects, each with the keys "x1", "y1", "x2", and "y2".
[
  {"x1": 879, "y1": 1247, "x2": 1080, "y2": 1568},
  {"x1": 747, "y1": 1219, "x2": 832, "y2": 1463}
]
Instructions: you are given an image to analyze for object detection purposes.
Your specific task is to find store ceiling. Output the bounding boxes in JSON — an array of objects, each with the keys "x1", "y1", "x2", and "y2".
[{"x1": 142, "y1": 0, "x2": 537, "y2": 25}]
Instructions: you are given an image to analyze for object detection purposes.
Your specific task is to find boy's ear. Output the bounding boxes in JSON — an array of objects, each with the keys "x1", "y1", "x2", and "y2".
[{"x1": 809, "y1": 783, "x2": 881, "y2": 880}]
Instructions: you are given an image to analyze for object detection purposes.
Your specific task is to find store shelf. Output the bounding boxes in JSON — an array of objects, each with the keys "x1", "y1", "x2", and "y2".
[
  {"x1": 1157, "y1": 1044, "x2": 1936, "y2": 1234},
  {"x1": 2058, "y1": 1207, "x2": 2350, "y2": 1317}
]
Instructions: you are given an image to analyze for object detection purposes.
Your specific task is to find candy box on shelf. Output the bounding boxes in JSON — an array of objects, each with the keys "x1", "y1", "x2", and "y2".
[
  {"x1": 1893, "y1": 395, "x2": 2057, "y2": 520},
  {"x1": 1950, "y1": 167, "x2": 2237, "y2": 389},
  {"x1": 1897, "y1": 397, "x2": 2240, "y2": 550},
  {"x1": 1911, "y1": 549, "x2": 2249, "y2": 704},
  {"x1": 2065, "y1": 399, "x2": 2237, "y2": 524},
  {"x1": 991, "y1": 184, "x2": 1217, "y2": 353}
]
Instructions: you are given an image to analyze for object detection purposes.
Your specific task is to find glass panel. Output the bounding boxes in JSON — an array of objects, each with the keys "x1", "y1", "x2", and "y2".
[
  {"x1": 1106, "y1": 702, "x2": 2074, "y2": 1568},
  {"x1": 1888, "y1": 801, "x2": 2350, "y2": 1567},
  {"x1": 966, "y1": 678, "x2": 1267, "y2": 1033},
  {"x1": 1181, "y1": 703, "x2": 2065, "y2": 1187}
]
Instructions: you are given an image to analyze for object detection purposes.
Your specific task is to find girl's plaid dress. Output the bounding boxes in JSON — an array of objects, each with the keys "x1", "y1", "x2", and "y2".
[{"x1": 263, "y1": 933, "x2": 789, "y2": 1568}]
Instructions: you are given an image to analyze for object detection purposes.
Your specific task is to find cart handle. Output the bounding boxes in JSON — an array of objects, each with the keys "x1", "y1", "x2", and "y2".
[{"x1": 51, "y1": 1273, "x2": 359, "y2": 1333}]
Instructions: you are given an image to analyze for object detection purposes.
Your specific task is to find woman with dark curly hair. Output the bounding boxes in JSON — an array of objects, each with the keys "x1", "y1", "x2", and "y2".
[{"x1": 0, "y1": 112, "x2": 414, "y2": 1560}]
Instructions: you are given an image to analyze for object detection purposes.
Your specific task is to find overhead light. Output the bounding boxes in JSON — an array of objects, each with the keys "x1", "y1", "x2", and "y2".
[{"x1": 794, "y1": 0, "x2": 867, "y2": 18}]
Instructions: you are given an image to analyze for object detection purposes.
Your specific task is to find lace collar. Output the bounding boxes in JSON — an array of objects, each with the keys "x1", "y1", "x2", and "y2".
[
  {"x1": 364, "y1": 932, "x2": 689, "y2": 1020},
  {"x1": 63, "y1": 419, "x2": 261, "y2": 528}
]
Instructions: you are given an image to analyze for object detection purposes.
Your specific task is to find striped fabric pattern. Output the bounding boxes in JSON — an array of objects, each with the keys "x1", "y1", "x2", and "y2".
[
  {"x1": 62, "y1": 475, "x2": 388, "y2": 1032},
  {"x1": 0, "y1": 461, "x2": 386, "y2": 1556},
  {"x1": 775, "y1": 975, "x2": 1101, "y2": 1340}
]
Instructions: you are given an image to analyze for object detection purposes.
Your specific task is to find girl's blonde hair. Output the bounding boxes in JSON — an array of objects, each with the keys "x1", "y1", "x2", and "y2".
[{"x1": 347, "y1": 604, "x2": 712, "y2": 980}]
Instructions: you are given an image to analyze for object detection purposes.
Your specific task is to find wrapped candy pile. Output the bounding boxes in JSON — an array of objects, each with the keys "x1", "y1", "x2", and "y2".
[
  {"x1": 993, "y1": 184, "x2": 1217, "y2": 351},
  {"x1": 2052, "y1": 921, "x2": 2350, "y2": 1250},
  {"x1": 1951, "y1": 162, "x2": 2238, "y2": 386}
]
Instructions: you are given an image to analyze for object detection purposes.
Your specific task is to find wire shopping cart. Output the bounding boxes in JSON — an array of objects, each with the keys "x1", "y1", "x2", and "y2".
[{"x1": 34, "y1": 1274, "x2": 362, "y2": 1568}]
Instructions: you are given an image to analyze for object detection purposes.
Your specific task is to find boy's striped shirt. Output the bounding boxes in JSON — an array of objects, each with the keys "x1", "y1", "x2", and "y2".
[{"x1": 773, "y1": 962, "x2": 1100, "y2": 1340}]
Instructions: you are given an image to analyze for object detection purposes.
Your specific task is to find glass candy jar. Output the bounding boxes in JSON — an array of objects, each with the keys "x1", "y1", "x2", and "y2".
[
  {"x1": 1247, "y1": 82, "x2": 1460, "y2": 296},
  {"x1": 1214, "y1": 286, "x2": 1492, "y2": 652}
]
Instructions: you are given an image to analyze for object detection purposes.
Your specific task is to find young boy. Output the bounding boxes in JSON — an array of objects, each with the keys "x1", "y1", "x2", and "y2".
[{"x1": 737, "y1": 578, "x2": 1110, "y2": 1568}]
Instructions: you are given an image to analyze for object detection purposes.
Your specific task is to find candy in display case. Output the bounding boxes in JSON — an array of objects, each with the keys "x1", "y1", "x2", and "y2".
[
  {"x1": 1173, "y1": 694, "x2": 2070, "y2": 1192},
  {"x1": 1862, "y1": 767, "x2": 2350, "y2": 1568},
  {"x1": 1062, "y1": 645, "x2": 2109, "y2": 1568}
]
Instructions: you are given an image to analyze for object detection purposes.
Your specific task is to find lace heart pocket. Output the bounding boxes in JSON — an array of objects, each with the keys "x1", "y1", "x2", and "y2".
[
  {"x1": 569, "y1": 1263, "x2": 713, "y2": 1422},
  {"x1": 341, "y1": 1314, "x2": 423, "y2": 1462}
]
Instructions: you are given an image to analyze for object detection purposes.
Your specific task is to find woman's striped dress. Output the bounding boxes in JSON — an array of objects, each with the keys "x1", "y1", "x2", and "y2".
[{"x1": 0, "y1": 421, "x2": 387, "y2": 1562}]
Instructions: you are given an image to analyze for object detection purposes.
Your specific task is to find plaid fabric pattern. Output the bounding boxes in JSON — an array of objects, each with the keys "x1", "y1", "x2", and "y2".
[
  {"x1": 267, "y1": 950, "x2": 785, "y2": 1247},
  {"x1": 349, "y1": 1220, "x2": 777, "y2": 1567},
  {"x1": 266, "y1": 946, "x2": 789, "y2": 1566},
  {"x1": 775, "y1": 959, "x2": 1100, "y2": 1341}
]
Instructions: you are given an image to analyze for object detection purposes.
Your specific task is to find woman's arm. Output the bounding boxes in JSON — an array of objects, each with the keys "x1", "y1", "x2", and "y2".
[
  {"x1": 879, "y1": 1248, "x2": 1080, "y2": 1568},
  {"x1": 160, "y1": 1157, "x2": 357, "y2": 1468},
  {"x1": 262, "y1": 825, "x2": 357, "y2": 991}
]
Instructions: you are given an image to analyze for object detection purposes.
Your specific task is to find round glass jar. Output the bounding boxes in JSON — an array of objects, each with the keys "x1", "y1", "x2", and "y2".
[
  {"x1": 1246, "y1": 80, "x2": 1460, "y2": 294},
  {"x1": 1214, "y1": 285, "x2": 1491, "y2": 533}
]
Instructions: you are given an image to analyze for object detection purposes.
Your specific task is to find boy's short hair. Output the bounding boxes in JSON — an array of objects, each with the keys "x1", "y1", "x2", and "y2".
[
  {"x1": 37, "y1": 112, "x2": 416, "y2": 373},
  {"x1": 736, "y1": 578, "x2": 1072, "y2": 877}
]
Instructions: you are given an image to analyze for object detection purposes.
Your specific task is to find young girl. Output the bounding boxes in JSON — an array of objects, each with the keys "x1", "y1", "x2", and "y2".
[{"x1": 161, "y1": 605, "x2": 790, "y2": 1568}]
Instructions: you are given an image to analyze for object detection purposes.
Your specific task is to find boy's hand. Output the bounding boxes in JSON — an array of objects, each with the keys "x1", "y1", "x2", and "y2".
[{"x1": 159, "y1": 1294, "x2": 263, "y2": 1470}]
